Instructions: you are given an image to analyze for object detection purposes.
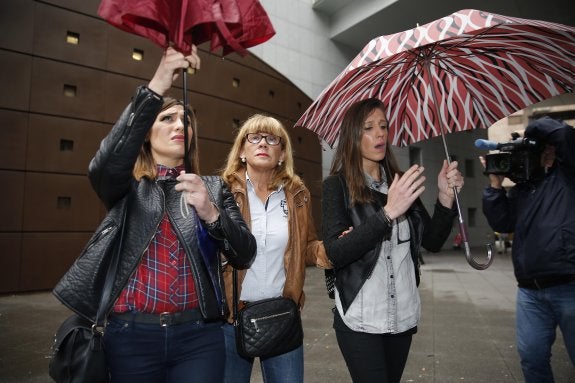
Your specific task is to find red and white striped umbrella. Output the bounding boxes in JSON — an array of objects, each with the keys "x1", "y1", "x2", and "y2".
[
  {"x1": 296, "y1": 9, "x2": 575, "y2": 148},
  {"x1": 297, "y1": 9, "x2": 575, "y2": 270}
]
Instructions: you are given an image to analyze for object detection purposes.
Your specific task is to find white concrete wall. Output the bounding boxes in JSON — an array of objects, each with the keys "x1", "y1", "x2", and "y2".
[{"x1": 249, "y1": 0, "x2": 356, "y2": 100}]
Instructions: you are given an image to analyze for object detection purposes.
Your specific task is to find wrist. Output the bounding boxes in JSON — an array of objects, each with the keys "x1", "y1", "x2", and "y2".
[
  {"x1": 146, "y1": 82, "x2": 166, "y2": 97},
  {"x1": 204, "y1": 203, "x2": 220, "y2": 225},
  {"x1": 382, "y1": 207, "x2": 393, "y2": 225}
]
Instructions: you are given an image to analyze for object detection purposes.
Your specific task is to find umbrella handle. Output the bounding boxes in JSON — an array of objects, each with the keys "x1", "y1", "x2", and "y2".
[{"x1": 453, "y1": 190, "x2": 494, "y2": 270}]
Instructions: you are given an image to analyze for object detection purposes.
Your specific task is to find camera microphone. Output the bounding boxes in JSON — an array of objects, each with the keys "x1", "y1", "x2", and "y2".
[{"x1": 474, "y1": 139, "x2": 500, "y2": 150}]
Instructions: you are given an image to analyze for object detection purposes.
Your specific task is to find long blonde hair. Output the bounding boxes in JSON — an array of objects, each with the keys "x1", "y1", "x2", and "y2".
[
  {"x1": 133, "y1": 97, "x2": 200, "y2": 180},
  {"x1": 221, "y1": 114, "x2": 300, "y2": 190}
]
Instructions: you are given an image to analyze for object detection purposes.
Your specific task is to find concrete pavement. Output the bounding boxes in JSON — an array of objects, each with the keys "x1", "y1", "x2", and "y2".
[{"x1": 0, "y1": 249, "x2": 573, "y2": 382}]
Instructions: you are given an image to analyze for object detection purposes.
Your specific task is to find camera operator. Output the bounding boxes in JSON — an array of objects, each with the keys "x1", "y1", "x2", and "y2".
[{"x1": 479, "y1": 116, "x2": 575, "y2": 383}]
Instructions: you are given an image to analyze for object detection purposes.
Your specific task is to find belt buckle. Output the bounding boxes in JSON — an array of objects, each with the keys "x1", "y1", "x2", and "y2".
[{"x1": 160, "y1": 312, "x2": 172, "y2": 327}]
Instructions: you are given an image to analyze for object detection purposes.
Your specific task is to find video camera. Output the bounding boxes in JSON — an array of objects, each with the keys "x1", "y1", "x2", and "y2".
[{"x1": 475, "y1": 133, "x2": 544, "y2": 184}]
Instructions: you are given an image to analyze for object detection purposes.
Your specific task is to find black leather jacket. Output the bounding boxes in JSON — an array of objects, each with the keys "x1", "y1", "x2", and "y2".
[
  {"x1": 53, "y1": 86, "x2": 256, "y2": 322},
  {"x1": 322, "y1": 174, "x2": 456, "y2": 313}
]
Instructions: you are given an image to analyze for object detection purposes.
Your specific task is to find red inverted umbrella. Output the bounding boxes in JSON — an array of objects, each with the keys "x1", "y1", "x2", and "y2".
[
  {"x1": 98, "y1": 0, "x2": 275, "y2": 56},
  {"x1": 98, "y1": 0, "x2": 275, "y2": 171},
  {"x1": 296, "y1": 9, "x2": 575, "y2": 269}
]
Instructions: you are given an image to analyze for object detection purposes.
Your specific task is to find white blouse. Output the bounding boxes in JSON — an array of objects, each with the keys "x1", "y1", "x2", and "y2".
[{"x1": 240, "y1": 173, "x2": 289, "y2": 302}]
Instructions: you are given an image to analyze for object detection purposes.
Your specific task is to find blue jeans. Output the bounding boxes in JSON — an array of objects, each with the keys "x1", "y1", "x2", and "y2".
[
  {"x1": 103, "y1": 317, "x2": 225, "y2": 383},
  {"x1": 222, "y1": 323, "x2": 304, "y2": 383},
  {"x1": 516, "y1": 283, "x2": 575, "y2": 383}
]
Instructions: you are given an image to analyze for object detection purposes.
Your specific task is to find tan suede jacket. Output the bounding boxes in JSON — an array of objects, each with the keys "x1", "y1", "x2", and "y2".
[{"x1": 223, "y1": 171, "x2": 329, "y2": 322}]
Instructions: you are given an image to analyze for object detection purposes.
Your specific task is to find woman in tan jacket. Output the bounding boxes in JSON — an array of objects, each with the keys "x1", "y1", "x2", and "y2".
[{"x1": 220, "y1": 114, "x2": 329, "y2": 383}]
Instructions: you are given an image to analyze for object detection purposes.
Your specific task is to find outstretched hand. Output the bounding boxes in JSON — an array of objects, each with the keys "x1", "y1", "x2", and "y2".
[{"x1": 148, "y1": 46, "x2": 201, "y2": 96}]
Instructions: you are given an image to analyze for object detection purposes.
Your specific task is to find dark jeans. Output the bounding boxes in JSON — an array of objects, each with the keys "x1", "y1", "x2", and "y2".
[
  {"x1": 334, "y1": 309, "x2": 413, "y2": 383},
  {"x1": 103, "y1": 316, "x2": 225, "y2": 383}
]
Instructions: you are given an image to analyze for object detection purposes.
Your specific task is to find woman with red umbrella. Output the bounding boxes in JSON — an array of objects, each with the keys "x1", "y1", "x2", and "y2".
[
  {"x1": 321, "y1": 98, "x2": 464, "y2": 383},
  {"x1": 60, "y1": 46, "x2": 257, "y2": 382}
]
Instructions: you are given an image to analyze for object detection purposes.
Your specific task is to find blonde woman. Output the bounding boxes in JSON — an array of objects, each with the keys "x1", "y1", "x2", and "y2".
[{"x1": 220, "y1": 115, "x2": 329, "y2": 383}]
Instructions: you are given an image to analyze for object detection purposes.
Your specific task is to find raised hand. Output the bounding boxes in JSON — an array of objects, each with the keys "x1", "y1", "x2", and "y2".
[
  {"x1": 148, "y1": 46, "x2": 201, "y2": 96},
  {"x1": 384, "y1": 164, "x2": 426, "y2": 219}
]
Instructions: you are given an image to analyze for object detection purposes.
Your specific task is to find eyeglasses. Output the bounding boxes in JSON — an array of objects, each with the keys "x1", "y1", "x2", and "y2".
[{"x1": 245, "y1": 133, "x2": 282, "y2": 146}]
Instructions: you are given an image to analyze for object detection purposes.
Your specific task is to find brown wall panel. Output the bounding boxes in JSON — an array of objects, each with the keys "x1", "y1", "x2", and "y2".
[
  {"x1": 0, "y1": 170, "x2": 25, "y2": 231},
  {"x1": 41, "y1": 0, "x2": 100, "y2": 15},
  {"x1": 0, "y1": 234, "x2": 22, "y2": 293},
  {"x1": 188, "y1": 54, "x2": 309, "y2": 117},
  {"x1": 103, "y1": 73, "x2": 149, "y2": 123},
  {"x1": 0, "y1": 51, "x2": 32, "y2": 110},
  {"x1": 294, "y1": 158, "x2": 323, "y2": 199},
  {"x1": 230, "y1": 54, "x2": 288, "y2": 81},
  {"x1": 289, "y1": 126, "x2": 321, "y2": 164},
  {"x1": 0, "y1": 0, "x2": 35, "y2": 53},
  {"x1": 196, "y1": 139, "x2": 232, "y2": 175},
  {"x1": 19, "y1": 232, "x2": 93, "y2": 291},
  {"x1": 22, "y1": 173, "x2": 100, "y2": 232},
  {"x1": 29, "y1": 58, "x2": 106, "y2": 121},
  {"x1": 0, "y1": 110, "x2": 28, "y2": 170},
  {"x1": 34, "y1": 3, "x2": 107, "y2": 68},
  {"x1": 26, "y1": 115, "x2": 108, "y2": 174},
  {"x1": 191, "y1": 93, "x2": 258, "y2": 142},
  {"x1": 105, "y1": 27, "x2": 162, "y2": 78}
]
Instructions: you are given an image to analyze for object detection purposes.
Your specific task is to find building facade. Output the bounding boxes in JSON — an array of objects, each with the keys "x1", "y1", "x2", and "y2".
[
  {"x1": 1, "y1": 0, "x2": 573, "y2": 292},
  {"x1": 0, "y1": 0, "x2": 320, "y2": 292}
]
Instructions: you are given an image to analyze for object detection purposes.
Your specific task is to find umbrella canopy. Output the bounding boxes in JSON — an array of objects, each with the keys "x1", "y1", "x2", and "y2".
[
  {"x1": 296, "y1": 9, "x2": 575, "y2": 148},
  {"x1": 98, "y1": 0, "x2": 275, "y2": 56}
]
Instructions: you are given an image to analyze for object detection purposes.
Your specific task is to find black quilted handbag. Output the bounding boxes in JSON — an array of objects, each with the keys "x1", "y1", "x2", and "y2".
[{"x1": 232, "y1": 270, "x2": 303, "y2": 359}]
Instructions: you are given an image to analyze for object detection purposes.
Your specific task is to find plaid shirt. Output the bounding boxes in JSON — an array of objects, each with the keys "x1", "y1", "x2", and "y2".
[{"x1": 113, "y1": 165, "x2": 199, "y2": 313}]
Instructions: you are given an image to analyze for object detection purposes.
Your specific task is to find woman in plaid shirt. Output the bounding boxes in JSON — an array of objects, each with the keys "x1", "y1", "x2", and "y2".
[{"x1": 75, "y1": 46, "x2": 256, "y2": 382}]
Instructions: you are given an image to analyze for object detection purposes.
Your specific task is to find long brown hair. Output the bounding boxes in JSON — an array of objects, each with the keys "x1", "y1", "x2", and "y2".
[
  {"x1": 330, "y1": 98, "x2": 401, "y2": 205},
  {"x1": 221, "y1": 114, "x2": 300, "y2": 190},
  {"x1": 133, "y1": 97, "x2": 200, "y2": 180}
]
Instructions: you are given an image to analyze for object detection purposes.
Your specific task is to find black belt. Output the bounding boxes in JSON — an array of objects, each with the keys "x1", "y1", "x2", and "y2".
[
  {"x1": 517, "y1": 275, "x2": 575, "y2": 290},
  {"x1": 111, "y1": 309, "x2": 203, "y2": 327}
]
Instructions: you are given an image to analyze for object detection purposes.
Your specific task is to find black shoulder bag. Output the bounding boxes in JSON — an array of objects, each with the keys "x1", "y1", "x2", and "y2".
[
  {"x1": 232, "y1": 269, "x2": 303, "y2": 359},
  {"x1": 49, "y1": 197, "x2": 129, "y2": 383}
]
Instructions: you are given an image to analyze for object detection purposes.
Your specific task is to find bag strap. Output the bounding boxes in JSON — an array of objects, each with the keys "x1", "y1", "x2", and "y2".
[{"x1": 94, "y1": 196, "x2": 130, "y2": 331}]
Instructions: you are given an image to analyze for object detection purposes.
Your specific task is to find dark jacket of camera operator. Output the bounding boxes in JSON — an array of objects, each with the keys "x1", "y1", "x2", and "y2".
[{"x1": 482, "y1": 117, "x2": 575, "y2": 284}]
